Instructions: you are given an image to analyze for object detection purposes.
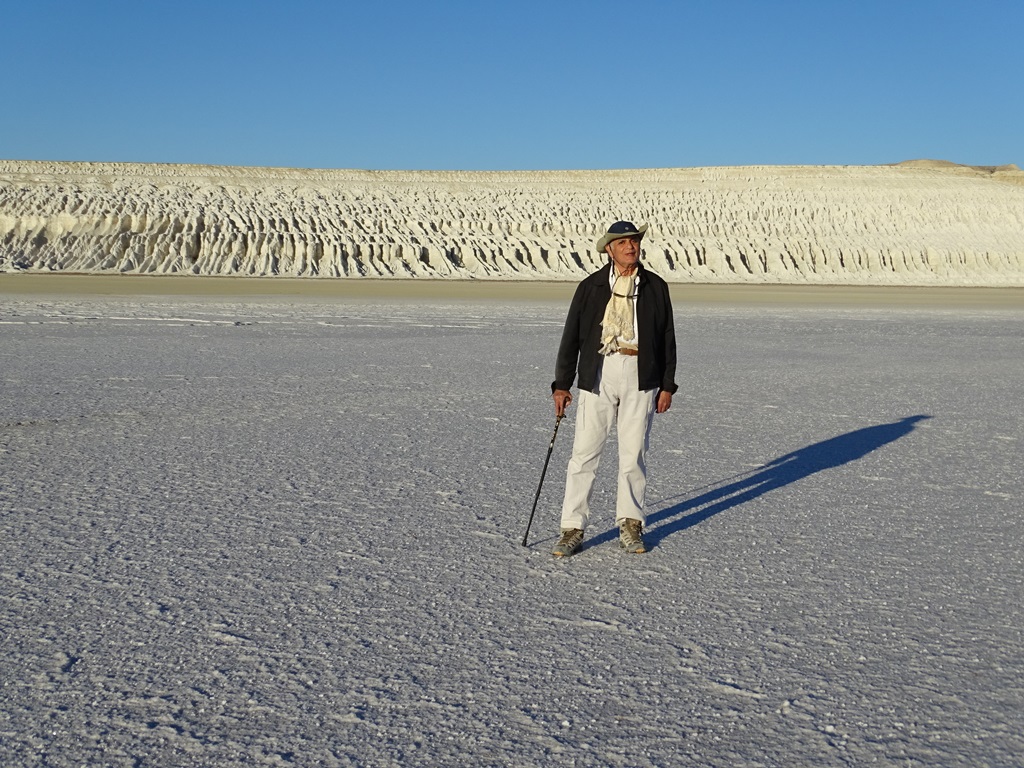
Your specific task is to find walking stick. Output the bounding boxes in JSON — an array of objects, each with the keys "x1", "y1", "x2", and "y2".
[{"x1": 522, "y1": 414, "x2": 564, "y2": 546}]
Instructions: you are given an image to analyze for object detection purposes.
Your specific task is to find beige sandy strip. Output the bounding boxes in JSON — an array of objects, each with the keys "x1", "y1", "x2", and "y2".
[{"x1": 1, "y1": 274, "x2": 1022, "y2": 309}]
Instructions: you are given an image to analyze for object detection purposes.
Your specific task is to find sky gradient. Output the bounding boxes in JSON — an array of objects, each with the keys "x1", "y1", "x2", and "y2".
[{"x1": 2, "y1": 0, "x2": 1021, "y2": 171}]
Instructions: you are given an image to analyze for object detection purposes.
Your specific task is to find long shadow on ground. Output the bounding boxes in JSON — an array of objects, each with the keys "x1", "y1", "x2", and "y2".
[{"x1": 586, "y1": 414, "x2": 931, "y2": 550}]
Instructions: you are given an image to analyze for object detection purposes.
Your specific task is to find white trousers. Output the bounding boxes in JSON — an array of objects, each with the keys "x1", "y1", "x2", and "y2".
[{"x1": 560, "y1": 354, "x2": 658, "y2": 530}]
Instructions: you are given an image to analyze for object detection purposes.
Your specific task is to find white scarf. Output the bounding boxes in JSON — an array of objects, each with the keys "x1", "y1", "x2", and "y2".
[{"x1": 598, "y1": 272, "x2": 637, "y2": 355}]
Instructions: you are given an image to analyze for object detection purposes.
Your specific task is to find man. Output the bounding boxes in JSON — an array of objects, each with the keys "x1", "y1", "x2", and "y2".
[{"x1": 551, "y1": 221, "x2": 677, "y2": 557}]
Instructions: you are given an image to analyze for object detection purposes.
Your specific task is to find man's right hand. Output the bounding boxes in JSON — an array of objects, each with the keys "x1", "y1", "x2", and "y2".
[{"x1": 553, "y1": 389, "x2": 573, "y2": 418}]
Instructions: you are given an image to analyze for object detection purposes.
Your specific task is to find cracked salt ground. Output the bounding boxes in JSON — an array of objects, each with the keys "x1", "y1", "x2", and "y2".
[{"x1": 1, "y1": 296, "x2": 1022, "y2": 767}]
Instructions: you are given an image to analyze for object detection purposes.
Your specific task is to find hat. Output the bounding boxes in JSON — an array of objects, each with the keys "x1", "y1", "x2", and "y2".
[{"x1": 595, "y1": 220, "x2": 648, "y2": 252}]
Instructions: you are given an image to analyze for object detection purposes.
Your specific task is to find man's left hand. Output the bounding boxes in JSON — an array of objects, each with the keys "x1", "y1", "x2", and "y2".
[{"x1": 656, "y1": 391, "x2": 672, "y2": 414}]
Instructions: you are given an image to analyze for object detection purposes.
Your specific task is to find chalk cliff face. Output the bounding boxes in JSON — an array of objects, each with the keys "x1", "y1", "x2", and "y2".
[{"x1": 1, "y1": 160, "x2": 1023, "y2": 285}]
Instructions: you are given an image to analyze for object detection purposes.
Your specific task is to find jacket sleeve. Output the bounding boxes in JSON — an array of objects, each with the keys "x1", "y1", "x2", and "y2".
[
  {"x1": 552, "y1": 281, "x2": 587, "y2": 392},
  {"x1": 660, "y1": 281, "x2": 679, "y2": 394}
]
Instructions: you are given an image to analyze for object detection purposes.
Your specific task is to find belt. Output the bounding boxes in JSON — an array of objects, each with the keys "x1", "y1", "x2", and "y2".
[{"x1": 615, "y1": 347, "x2": 639, "y2": 356}]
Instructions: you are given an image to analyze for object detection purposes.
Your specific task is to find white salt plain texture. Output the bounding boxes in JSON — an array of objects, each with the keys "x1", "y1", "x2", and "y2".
[
  {"x1": 1, "y1": 294, "x2": 1022, "y2": 767},
  {"x1": 2, "y1": 160, "x2": 1024, "y2": 286}
]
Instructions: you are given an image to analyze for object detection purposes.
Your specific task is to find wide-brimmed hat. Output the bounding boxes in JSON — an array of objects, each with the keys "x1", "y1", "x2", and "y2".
[{"x1": 595, "y1": 220, "x2": 648, "y2": 252}]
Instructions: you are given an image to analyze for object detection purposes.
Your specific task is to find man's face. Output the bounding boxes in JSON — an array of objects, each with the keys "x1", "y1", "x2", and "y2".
[{"x1": 606, "y1": 236, "x2": 642, "y2": 274}]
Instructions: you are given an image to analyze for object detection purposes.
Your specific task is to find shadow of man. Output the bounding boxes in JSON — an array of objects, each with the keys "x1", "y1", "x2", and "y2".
[{"x1": 593, "y1": 414, "x2": 932, "y2": 549}]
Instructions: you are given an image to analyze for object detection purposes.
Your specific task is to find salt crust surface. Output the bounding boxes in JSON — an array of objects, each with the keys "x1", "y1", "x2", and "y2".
[
  {"x1": 1, "y1": 296, "x2": 1022, "y2": 766},
  {"x1": 2, "y1": 160, "x2": 1023, "y2": 285}
]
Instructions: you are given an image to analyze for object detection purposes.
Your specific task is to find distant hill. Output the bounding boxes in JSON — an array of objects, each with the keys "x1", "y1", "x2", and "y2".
[{"x1": 893, "y1": 159, "x2": 1023, "y2": 183}]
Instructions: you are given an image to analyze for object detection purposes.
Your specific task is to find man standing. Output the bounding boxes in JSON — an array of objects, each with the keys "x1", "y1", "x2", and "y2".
[{"x1": 551, "y1": 221, "x2": 677, "y2": 557}]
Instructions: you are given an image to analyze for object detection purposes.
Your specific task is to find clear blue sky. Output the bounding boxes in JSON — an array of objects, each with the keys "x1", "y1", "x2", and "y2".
[{"x1": 2, "y1": 0, "x2": 1021, "y2": 170}]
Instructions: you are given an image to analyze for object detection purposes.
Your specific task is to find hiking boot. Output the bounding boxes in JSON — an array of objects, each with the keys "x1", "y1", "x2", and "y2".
[
  {"x1": 618, "y1": 519, "x2": 646, "y2": 553},
  {"x1": 552, "y1": 528, "x2": 584, "y2": 557}
]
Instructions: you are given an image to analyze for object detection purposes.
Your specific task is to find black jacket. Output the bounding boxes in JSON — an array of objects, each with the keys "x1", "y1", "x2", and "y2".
[{"x1": 553, "y1": 262, "x2": 678, "y2": 395}]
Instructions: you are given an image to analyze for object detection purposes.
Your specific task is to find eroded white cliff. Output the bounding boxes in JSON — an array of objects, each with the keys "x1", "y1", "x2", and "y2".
[{"x1": 2, "y1": 160, "x2": 1022, "y2": 284}]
